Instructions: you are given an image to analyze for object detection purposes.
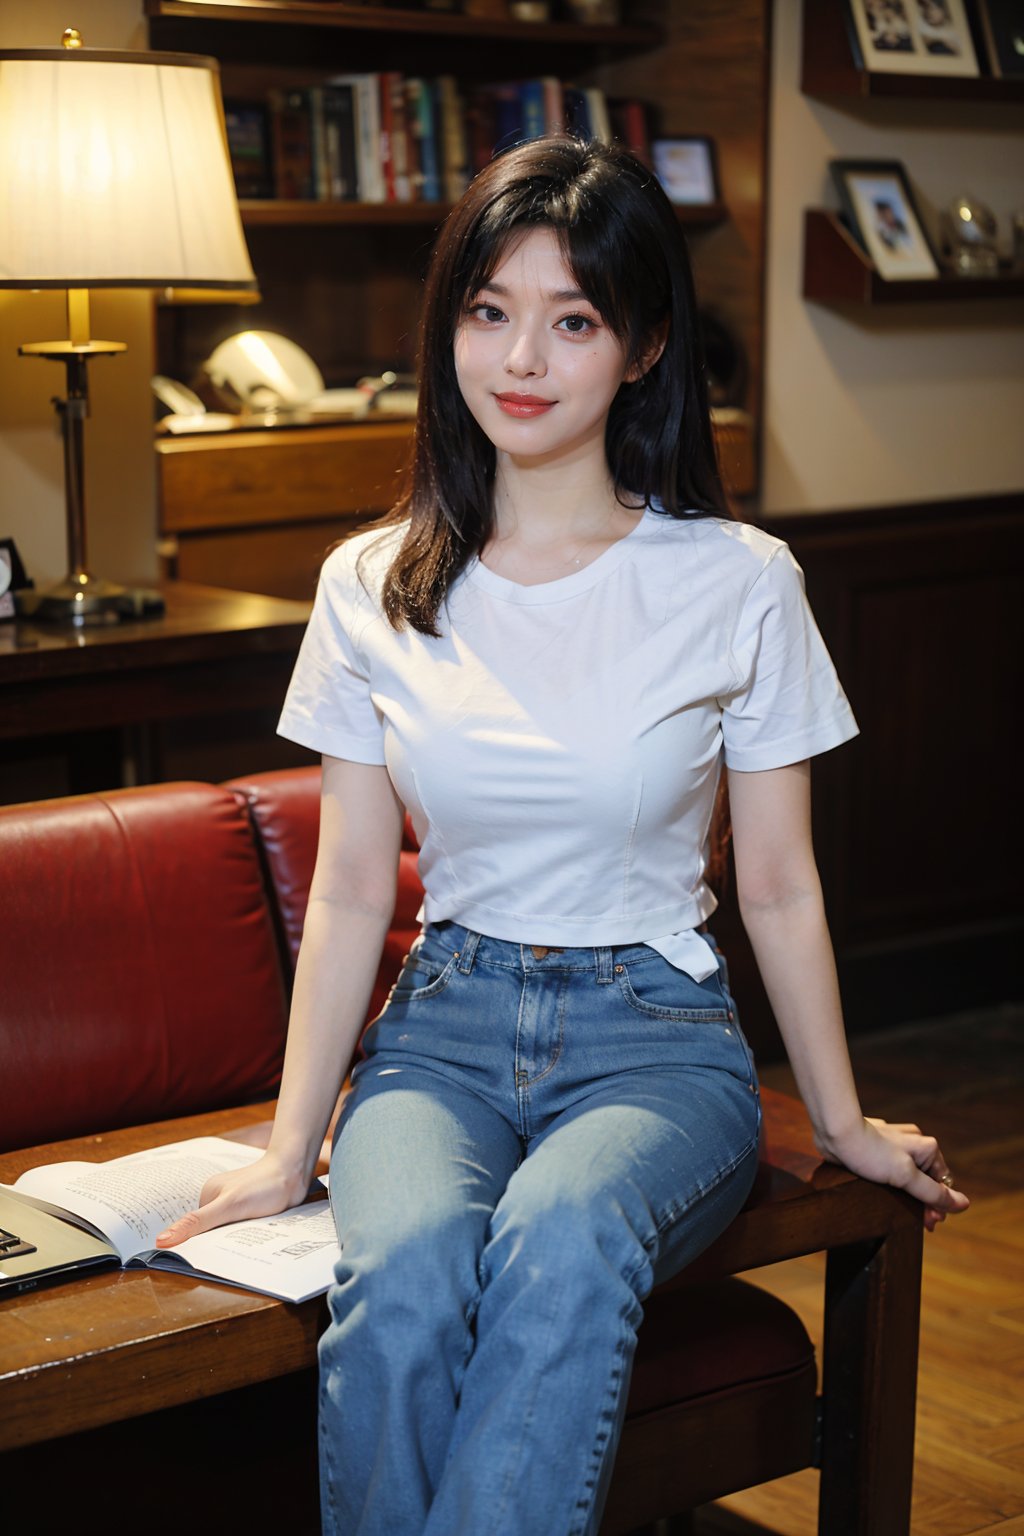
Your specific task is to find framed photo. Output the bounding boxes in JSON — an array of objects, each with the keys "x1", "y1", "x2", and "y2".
[
  {"x1": 830, "y1": 160, "x2": 940, "y2": 281},
  {"x1": 651, "y1": 137, "x2": 719, "y2": 206},
  {"x1": 974, "y1": 0, "x2": 1024, "y2": 77},
  {"x1": 0, "y1": 536, "x2": 31, "y2": 620},
  {"x1": 845, "y1": 0, "x2": 980, "y2": 76}
]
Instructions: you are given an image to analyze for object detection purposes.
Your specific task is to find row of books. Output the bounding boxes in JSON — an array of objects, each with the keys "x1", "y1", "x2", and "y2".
[{"x1": 224, "y1": 77, "x2": 652, "y2": 206}]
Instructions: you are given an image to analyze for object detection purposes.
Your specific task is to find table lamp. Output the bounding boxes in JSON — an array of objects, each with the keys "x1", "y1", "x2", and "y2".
[{"x1": 0, "y1": 29, "x2": 258, "y2": 625}]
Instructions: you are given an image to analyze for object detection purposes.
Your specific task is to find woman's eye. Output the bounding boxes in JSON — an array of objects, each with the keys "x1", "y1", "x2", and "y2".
[
  {"x1": 558, "y1": 313, "x2": 596, "y2": 335},
  {"x1": 469, "y1": 303, "x2": 505, "y2": 324}
]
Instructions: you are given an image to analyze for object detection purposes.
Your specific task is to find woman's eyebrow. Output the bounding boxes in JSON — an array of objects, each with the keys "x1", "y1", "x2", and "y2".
[{"x1": 476, "y1": 280, "x2": 589, "y2": 303}]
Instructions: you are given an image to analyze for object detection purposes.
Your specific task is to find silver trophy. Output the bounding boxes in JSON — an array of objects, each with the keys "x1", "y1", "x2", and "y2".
[{"x1": 941, "y1": 195, "x2": 1000, "y2": 277}]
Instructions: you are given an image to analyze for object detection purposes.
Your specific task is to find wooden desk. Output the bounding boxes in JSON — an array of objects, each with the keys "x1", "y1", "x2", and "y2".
[
  {"x1": 0, "y1": 1087, "x2": 921, "y2": 1536},
  {"x1": 0, "y1": 582, "x2": 312, "y2": 801},
  {"x1": 155, "y1": 413, "x2": 757, "y2": 602}
]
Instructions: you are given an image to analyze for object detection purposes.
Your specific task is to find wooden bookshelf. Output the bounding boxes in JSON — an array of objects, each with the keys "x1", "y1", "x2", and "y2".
[
  {"x1": 803, "y1": 210, "x2": 1024, "y2": 307},
  {"x1": 149, "y1": 0, "x2": 772, "y2": 518}
]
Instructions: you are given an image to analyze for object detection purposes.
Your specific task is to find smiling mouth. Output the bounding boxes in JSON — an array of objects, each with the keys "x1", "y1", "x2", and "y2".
[{"x1": 493, "y1": 393, "x2": 556, "y2": 417}]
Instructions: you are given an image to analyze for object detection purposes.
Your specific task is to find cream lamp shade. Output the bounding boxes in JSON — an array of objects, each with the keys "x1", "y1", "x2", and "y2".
[
  {"x1": 0, "y1": 45, "x2": 256, "y2": 293},
  {"x1": 0, "y1": 35, "x2": 257, "y2": 626}
]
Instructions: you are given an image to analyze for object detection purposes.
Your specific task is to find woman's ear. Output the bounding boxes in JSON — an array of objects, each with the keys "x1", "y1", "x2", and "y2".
[{"x1": 624, "y1": 319, "x2": 669, "y2": 384}]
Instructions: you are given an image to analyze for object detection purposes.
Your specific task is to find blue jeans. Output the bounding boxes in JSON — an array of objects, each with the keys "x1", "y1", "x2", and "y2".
[{"x1": 319, "y1": 922, "x2": 761, "y2": 1536}]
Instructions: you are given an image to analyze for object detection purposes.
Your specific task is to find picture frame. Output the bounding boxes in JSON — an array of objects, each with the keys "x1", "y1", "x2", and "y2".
[
  {"x1": 830, "y1": 159, "x2": 941, "y2": 281},
  {"x1": 845, "y1": 0, "x2": 981, "y2": 76},
  {"x1": 651, "y1": 137, "x2": 719, "y2": 206},
  {"x1": 0, "y1": 536, "x2": 31, "y2": 621},
  {"x1": 974, "y1": 0, "x2": 1024, "y2": 77}
]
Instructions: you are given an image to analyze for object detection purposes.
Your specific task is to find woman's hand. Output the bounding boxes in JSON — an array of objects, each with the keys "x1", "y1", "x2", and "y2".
[
  {"x1": 815, "y1": 1116, "x2": 969, "y2": 1233},
  {"x1": 154, "y1": 1151, "x2": 311, "y2": 1248}
]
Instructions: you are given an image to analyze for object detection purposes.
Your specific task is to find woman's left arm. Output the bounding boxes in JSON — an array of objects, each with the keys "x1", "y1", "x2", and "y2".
[{"x1": 727, "y1": 760, "x2": 969, "y2": 1232}]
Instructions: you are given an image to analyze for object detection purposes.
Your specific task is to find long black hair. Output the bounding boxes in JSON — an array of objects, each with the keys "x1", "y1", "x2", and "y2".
[{"x1": 375, "y1": 134, "x2": 732, "y2": 635}]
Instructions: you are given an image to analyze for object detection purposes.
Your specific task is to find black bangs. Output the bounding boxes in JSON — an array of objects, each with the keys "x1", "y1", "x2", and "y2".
[{"x1": 452, "y1": 150, "x2": 670, "y2": 373}]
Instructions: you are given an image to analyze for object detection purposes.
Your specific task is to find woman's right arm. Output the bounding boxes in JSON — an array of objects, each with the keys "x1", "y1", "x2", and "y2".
[{"x1": 155, "y1": 754, "x2": 405, "y2": 1245}]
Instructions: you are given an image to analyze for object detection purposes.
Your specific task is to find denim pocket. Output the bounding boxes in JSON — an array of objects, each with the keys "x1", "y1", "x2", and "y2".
[
  {"x1": 388, "y1": 935, "x2": 458, "y2": 1004},
  {"x1": 615, "y1": 952, "x2": 731, "y2": 1022}
]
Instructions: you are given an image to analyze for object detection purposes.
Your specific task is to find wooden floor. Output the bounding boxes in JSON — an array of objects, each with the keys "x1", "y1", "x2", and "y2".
[{"x1": 693, "y1": 1003, "x2": 1024, "y2": 1536}]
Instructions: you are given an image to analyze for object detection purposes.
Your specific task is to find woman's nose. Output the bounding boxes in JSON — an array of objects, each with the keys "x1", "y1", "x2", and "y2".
[{"x1": 503, "y1": 327, "x2": 545, "y2": 378}]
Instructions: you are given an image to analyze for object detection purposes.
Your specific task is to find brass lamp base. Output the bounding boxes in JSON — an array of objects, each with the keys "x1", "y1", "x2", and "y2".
[
  {"x1": 17, "y1": 573, "x2": 165, "y2": 627},
  {"x1": 15, "y1": 290, "x2": 166, "y2": 629}
]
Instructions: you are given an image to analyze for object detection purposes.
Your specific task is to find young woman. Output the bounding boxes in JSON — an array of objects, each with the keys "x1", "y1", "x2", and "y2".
[{"x1": 158, "y1": 136, "x2": 968, "y2": 1536}]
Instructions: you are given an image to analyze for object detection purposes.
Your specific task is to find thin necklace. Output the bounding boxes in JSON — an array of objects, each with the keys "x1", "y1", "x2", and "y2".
[{"x1": 488, "y1": 505, "x2": 620, "y2": 574}]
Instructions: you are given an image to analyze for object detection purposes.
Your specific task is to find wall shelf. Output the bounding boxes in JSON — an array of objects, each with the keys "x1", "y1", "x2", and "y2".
[
  {"x1": 801, "y1": 0, "x2": 1024, "y2": 102},
  {"x1": 239, "y1": 199, "x2": 450, "y2": 227},
  {"x1": 238, "y1": 198, "x2": 729, "y2": 228},
  {"x1": 146, "y1": 0, "x2": 661, "y2": 52},
  {"x1": 803, "y1": 210, "x2": 1024, "y2": 307}
]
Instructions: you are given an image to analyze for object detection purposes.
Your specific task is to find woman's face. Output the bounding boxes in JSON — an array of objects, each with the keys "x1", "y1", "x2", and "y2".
[{"x1": 453, "y1": 226, "x2": 634, "y2": 470}]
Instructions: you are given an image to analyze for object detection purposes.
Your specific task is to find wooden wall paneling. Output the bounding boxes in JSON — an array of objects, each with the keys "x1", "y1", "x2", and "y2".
[{"x1": 772, "y1": 496, "x2": 1024, "y2": 1027}]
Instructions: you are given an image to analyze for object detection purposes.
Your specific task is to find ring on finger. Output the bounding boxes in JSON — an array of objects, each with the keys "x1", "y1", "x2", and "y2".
[{"x1": 939, "y1": 1172, "x2": 955, "y2": 1188}]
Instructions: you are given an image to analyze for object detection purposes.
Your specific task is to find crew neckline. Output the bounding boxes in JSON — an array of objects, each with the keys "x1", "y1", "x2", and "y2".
[{"x1": 465, "y1": 507, "x2": 656, "y2": 605}]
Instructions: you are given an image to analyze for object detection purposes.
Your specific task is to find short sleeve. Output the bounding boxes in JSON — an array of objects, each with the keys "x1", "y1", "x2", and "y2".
[
  {"x1": 720, "y1": 544, "x2": 858, "y2": 771},
  {"x1": 277, "y1": 546, "x2": 387, "y2": 764}
]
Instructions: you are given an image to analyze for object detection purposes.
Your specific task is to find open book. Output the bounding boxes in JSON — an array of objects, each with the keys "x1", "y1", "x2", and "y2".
[{"x1": 1, "y1": 1137, "x2": 339, "y2": 1303}]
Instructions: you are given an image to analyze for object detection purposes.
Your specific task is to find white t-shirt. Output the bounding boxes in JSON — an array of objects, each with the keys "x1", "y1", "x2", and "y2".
[{"x1": 278, "y1": 509, "x2": 858, "y2": 980}]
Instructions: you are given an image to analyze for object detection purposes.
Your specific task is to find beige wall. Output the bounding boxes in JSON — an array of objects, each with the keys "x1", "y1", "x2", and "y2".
[
  {"x1": 762, "y1": 0, "x2": 1024, "y2": 513},
  {"x1": 0, "y1": 0, "x2": 157, "y2": 588}
]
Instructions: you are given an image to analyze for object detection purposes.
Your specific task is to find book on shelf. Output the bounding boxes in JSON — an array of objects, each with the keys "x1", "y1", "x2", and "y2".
[
  {"x1": 562, "y1": 85, "x2": 595, "y2": 140},
  {"x1": 269, "y1": 86, "x2": 317, "y2": 200},
  {"x1": 438, "y1": 75, "x2": 470, "y2": 204},
  {"x1": 336, "y1": 74, "x2": 387, "y2": 203},
  {"x1": 408, "y1": 77, "x2": 442, "y2": 201},
  {"x1": 1, "y1": 1136, "x2": 338, "y2": 1304},
  {"x1": 608, "y1": 96, "x2": 652, "y2": 164},
  {"x1": 310, "y1": 85, "x2": 331, "y2": 200},
  {"x1": 465, "y1": 84, "x2": 499, "y2": 176},
  {"x1": 583, "y1": 86, "x2": 612, "y2": 144},
  {"x1": 224, "y1": 101, "x2": 274, "y2": 199},
  {"x1": 541, "y1": 76, "x2": 563, "y2": 134},
  {"x1": 520, "y1": 77, "x2": 548, "y2": 142},
  {"x1": 236, "y1": 75, "x2": 644, "y2": 210},
  {"x1": 323, "y1": 82, "x2": 359, "y2": 200}
]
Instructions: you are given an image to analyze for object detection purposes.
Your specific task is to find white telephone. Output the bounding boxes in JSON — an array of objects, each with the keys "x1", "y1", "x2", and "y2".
[{"x1": 202, "y1": 331, "x2": 417, "y2": 418}]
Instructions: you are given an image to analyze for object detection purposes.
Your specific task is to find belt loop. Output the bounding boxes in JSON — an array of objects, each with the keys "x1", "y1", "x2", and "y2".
[
  {"x1": 595, "y1": 946, "x2": 614, "y2": 984},
  {"x1": 456, "y1": 929, "x2": 481, "y2": 974}
]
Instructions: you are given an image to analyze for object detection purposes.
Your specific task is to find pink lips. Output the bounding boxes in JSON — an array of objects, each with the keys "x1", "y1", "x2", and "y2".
[{"x1": 494, "y1": 393, "x2": 556, "y2": 418}]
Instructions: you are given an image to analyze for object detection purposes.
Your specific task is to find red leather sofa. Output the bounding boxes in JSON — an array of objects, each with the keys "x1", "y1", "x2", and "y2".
[{"x1": 0, "y1": 770, "x2": 921, "y2": 1533}]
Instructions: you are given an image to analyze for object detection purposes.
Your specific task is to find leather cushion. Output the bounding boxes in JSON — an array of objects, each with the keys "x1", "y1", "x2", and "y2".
[
  {"x1": 628, "y1": 1276, "x2": 815, "y2": 1415},
  {"x1": 0, "y1": 783, "x2": 288, "y2": 1152},
  {"x1": 226, "y1": 768, "x2": 424, "y2": 1021}
]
